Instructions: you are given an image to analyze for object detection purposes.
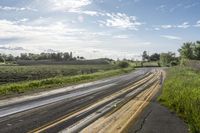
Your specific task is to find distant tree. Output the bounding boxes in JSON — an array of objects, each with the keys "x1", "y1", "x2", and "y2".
[
  {"x1": 0, "y1": 52, "x2": 84, "y2": 63},
  {"x1": 56, "y1": 53, "x2": 63, "y2": 61},
  {"x1": 178, "y1": 42, "x2": 195, "y2": 59},
  {"x1": 80, "y1": 56, "x2": 85, "y2": 60},
  {"x1": 7, "y1": 54, "x2": 15, "y2": 61},
  {"x1": 160, "y1": 52, "x2": 176, "y2": 66},
  {"x1": 20, "y1": 53, "x2": 29, "y2": 60},
  {"x1": 142, "y1": 51, "x2": 149, "y2": 61},
  {"x1": 149, "y1": 53, "x2": 160, "y2": 61},
  {"x1": 118, "y1": 61, "x2": 129, "y2": 68},
  {"x1": 70, "y1": 52, "x2": 73, "y2": 59},
  {"x1": 194, "y1": 41, "x2": 200, "y2": 60},
  {"x1": 0, "y1": 54, "x2": 6, "y2": 63}
]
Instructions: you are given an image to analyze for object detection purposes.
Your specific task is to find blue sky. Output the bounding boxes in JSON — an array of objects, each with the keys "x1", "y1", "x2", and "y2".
[{"x1": 0, "y1": 0, "x2": 200, "y2": 59}]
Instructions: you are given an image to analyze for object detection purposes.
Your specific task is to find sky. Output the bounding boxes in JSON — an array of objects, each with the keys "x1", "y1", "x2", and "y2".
[{"x1": 0, "y1": 0, "x2": 200, "y2": 60}]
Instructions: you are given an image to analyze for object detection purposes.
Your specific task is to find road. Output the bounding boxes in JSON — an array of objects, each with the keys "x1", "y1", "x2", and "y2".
[{"x1": 0, "y1": 68, "x2": 162, "y2": 133}]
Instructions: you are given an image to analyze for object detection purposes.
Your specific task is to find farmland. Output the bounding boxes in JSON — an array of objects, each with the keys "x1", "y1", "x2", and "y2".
[
  {"x1": 0, "y1": 64, "x2": 118, "y2": 84},
  {"x1": 0, "y1": 66, "x2": 134, "y2": 96},
  {"x1": 159, "y1": 66, "x2": 200, "y2": 133}
]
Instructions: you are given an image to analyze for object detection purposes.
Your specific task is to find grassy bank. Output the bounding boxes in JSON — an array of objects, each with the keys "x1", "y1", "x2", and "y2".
[
  {"x1": 0, "y1": 67, "x2": 134, "y2": 97},
  {"x1": 0, "y1": 64, "x2": 117, "y2": 84},
  {"x1": 159, "y1": 67, "x2": 200, "y2": 133}
]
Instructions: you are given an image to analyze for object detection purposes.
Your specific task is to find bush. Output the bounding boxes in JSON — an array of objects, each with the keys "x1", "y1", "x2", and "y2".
[
  {"x1": 118, "y1": 61, "x2": 129, "y2": 68},
  {"x1": 170, "y1": 61, "x2": 178, "y2": 66}
]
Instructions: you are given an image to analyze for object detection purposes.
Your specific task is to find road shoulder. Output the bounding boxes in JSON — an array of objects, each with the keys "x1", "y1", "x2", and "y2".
[{"x1": 127, "y1": 85, "x2": 189, "y2": 133}]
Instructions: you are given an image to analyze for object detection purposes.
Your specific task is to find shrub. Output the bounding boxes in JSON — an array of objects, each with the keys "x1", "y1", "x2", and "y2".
[{"x1": 118, "y1": 61, "x2": 129, "y2": 68}]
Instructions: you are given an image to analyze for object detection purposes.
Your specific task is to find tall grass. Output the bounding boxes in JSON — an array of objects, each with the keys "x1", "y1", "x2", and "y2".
[
  {"x1": 159, "y1": 67, "x2": 200, "y2": 133},
  {"x1": 0, "y1": 67, "x2": 134, "y2": 96}
]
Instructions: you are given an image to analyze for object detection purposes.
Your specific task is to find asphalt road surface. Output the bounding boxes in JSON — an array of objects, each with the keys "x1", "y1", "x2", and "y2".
[{"x1": 0, "y1": 68, "x2": 161, "y2": 133}]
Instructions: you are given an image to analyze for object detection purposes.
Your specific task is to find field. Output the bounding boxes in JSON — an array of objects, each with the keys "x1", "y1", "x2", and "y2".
[
  {"x1": 0, "y1": 65, "x2": 118, "y2": 84},
  {"x1": 130, "y1": 61, "x2": 159, "y2": 67},
  {"x1": 142, "y1": 61, "x2": 159, "y2": 67},
  {"x1": 159, "y1": 67, "x2": 200, "y2": 133},
  {"x1": 0, "y1": 67, "x2": 134, "y2": 97}
]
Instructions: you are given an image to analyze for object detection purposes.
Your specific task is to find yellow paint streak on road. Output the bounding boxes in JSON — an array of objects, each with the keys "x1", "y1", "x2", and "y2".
[
  {"x1": 29, "y1": 73, "x2": 155, "y2": 133},
  {"x1": 81, "y1": 73, "x2": 161, "y2": 133}
]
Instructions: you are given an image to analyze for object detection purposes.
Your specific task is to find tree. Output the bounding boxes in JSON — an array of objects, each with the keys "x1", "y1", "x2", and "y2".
[
  {"x1": 7, "y1": 54, "x2": 15, "y2": 61},
  {"x1": 149, "y1": 53, "x2": 160, "y2": 61},
  {"x1": 0, "y1": 54, "x2": 6, "y2": 63},
  {"x1": 63, "y1": 52, "x2": 70, "y2": 61},
  {"x1": 80, "y1": 56, "x2": 85, "y2": 60},
  {"x1": 118, "y1": 61, "x2": 129, "y2": 68},
  {"x1": 160, "y1": 52, "x2": 176, "y2": 66},
  {"x1": 20, "y1": 53, "x2": 29, "y2": 60},
  {"x1": 70, "y1": 52, "x2": 73, "y2": 59},
  {"x1": 178, "y1": 42, "x2": 195, "y2": 59},
  {"x1": 194, "y1": 41, "x2": 200, "y2": 60},
  {"x1": 142, "y1": 51, "x2": 149, "y2": 61}
]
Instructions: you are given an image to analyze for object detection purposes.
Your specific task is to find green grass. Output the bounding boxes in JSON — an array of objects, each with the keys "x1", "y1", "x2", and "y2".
[
  {"x1": 0, "y1": 67, "x2": 134, "y2": 97},
  {"x1": 130, "y1": 61, "x2": 159, "y2": 68},
  {"x1": 0, "y1": 64, "x2": 118, "y2": 84},
  {"x1": 159, "y1": 67, "x2": 200, "y2": 133},
  {"x1": 142, "y1": 61, "x2": 159, "y2": 67}
]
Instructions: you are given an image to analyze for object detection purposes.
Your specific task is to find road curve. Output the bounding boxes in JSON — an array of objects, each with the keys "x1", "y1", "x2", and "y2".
[{"x1": 0, "y1": 68, "x2": 161, "y2": 133}]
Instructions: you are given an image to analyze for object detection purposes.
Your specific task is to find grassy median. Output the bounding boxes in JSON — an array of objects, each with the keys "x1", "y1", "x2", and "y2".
[
  {"x1": 159, "y1": 67, "x2": 200, "y2": 133},
  {"x1": 0, "y1": 67, "x2": 134, "y2": 97}
]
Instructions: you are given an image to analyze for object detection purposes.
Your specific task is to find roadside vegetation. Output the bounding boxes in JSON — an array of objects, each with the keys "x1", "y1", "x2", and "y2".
[
  {"x1": 159, "y1": 67, "x2": 200, "y2": 133},
  {"x1": 0, "y1": 64, "x2": 117, "y2": 84},
  {"x1": 0, "y1": 66, "x2": 134, "y2": 97},
  {"x1": 159, "y1": 41, "x2": 200, "y2": 133},
  {"x1": 0, "y1": 50, "x2": 133, "y2": 97}
]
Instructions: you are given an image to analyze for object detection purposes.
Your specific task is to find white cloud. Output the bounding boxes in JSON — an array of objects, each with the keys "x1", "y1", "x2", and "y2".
[
  {"x1": 0, "y1": 6, "x2": 37, "y2": 12},
  {"x1": 157, "y1": 22, "x2": 191, "y2": 30},
  {"x1": 99, "y1": 13, "x2": 142, "y2": 30},
  {"x1": 161, "y1": 25, "x2": 174, "y2": 29},
  {"x1": 0, "y1": 46, "x2": 26, "y2": 51},
  {"x1": 0, "y1": 19, "x2": 116, "y2": 55},
  {"x1": 177, "y1": 22, "x2": 190, "y2": 29},
  {"x1": 69, "y1": 9, "x2": 104, "y2": 16},
  {"x1": 156, "y1": 5, "x2": 167, "y2": 12},
  {"x1": 50, "y1": 0, "x2": 92, "y2": 11},
  {"x1": 194, "y1": 20, "x2": 200, "y2": 27},
  {"x1": 0, "y1": 19, "x2": 104, "y2": 49},
  {"x1": 184, "y1": 3, "x2": 199, "y2": 9},
  {"x1": 138, "y1": 42, "x2": 151, "y2": 45},
  {"x1": 0, "y1": 19, "x2": 148, "y2": 60},
  {"x1": 113, "y1": 35, "x2": 129, "y2": 39},
  {"x1": 154, "y1": 27, "x2": 160, "y2": 31},
  {"x1": 160, "y1": 35, "x2": 182, "y2": 40}
]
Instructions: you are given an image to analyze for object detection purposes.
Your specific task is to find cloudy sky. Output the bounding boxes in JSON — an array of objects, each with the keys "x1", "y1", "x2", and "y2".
[{"x1": 0, "y1": 0, "x2": 200, "y2": 59}]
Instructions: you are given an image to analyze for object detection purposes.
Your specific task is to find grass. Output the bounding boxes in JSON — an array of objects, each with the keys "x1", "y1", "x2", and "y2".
[
  {"x1": 0, "y1": 64, "x2": 118, "y2": 84},
  {"x1": 159, "y1": 67, "x2": 200, "y2": 133},
  {"x1": 130, "y1": 61, "x2": 159, "y2": 68},
  {"x1": 142, "y1": 61, "x2": 159, "y2": 67},
  {"x1": 0, "y1": 67, "x2": 134, "y2": 97}
]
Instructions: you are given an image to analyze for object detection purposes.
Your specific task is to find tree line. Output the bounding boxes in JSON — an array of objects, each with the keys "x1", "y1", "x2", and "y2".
[
  {"x1": 141, "y1": 40, "x2": 200, "y2": 67},
  {"x1": 142, "y1": 51, "x2": 178, "y2": 67},
  {"x1": 0, "y1": 52, "x2": 85, "y2": 63}
]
